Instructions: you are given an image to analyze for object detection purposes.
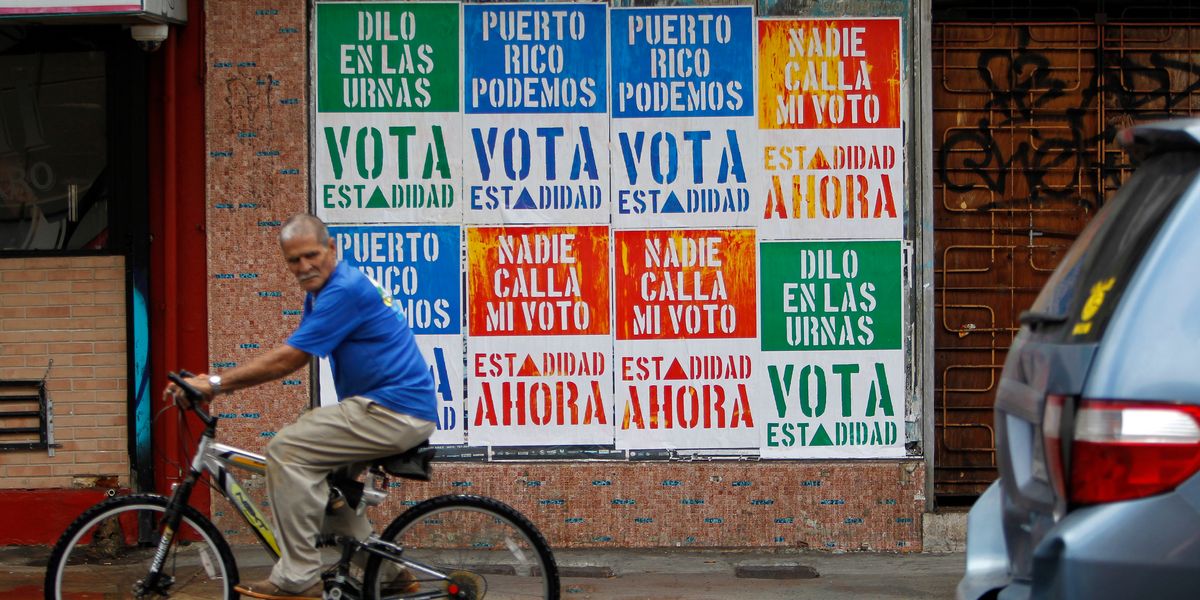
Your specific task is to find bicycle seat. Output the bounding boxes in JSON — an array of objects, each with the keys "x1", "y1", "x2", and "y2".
[{"x1": 373, "y1": 440, "x2": 436, "y2": 481}]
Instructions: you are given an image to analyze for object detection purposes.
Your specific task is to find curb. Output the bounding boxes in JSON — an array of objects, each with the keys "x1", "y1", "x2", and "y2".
[
  {"x1": 734, "y1": 564, "x2": 821, "y2": 579},
  {"x1": 558, "y1": 565, "x2": 617, "y2": 578}
]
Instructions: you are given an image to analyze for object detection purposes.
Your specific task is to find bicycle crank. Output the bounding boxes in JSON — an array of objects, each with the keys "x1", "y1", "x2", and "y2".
[{"x1": 133, "y1": 574, "x2": 174, "y2": 598}]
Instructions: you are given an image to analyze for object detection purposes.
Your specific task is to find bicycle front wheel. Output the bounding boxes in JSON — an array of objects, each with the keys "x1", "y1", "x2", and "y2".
[
  {"x1": 44, "y1": 493, "x2": 238, "y2": 600},
  {"x1": 363, "y1": 494, "x2": 559, "y2": 600}
]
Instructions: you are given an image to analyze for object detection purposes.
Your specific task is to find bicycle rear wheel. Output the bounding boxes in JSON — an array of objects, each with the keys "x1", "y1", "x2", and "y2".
[
  {"x1": 44, "y1": 493, "x2": 238, "y2": 599},
  {"x1": 363, "y1": 494, "x2": 559, "y2": 600}
]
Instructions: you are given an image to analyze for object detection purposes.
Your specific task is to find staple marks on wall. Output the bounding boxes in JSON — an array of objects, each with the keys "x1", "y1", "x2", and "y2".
[{"x1": 206, "y1": 0, "x2": 313, "y2": 541}]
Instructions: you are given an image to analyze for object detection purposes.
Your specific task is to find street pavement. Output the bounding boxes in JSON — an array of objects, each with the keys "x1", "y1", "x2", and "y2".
[
  {"x1": 551, "y1": 548, "x2": 962, "y2": 599},
  {"x1": 4, "y1": 545, "x2": 962, "y2": 599}
]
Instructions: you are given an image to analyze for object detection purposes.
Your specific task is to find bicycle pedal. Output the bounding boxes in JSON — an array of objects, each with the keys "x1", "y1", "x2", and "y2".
[{"x1": 322, "y1": 568, "x2": 367, "y2": 599}]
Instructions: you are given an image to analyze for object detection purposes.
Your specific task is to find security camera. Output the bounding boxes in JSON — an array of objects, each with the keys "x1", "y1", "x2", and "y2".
[{"x1": 130, "y1": 24, "x2": 169, "y2": 52}]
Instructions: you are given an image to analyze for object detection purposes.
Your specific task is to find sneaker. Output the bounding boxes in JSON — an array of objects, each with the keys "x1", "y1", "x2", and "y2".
[{"x1": 235, "y1": 577, "x2": 323, "y2": 600}]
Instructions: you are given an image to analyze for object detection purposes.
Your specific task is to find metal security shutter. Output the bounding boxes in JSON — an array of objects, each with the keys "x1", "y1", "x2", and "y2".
[{"x1": 932, "y1": 10, "x2": 1200, "y2": 503}]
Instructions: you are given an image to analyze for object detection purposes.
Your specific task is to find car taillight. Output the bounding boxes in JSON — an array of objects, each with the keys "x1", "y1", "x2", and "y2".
[
  {"x1": 1042, "y1": 394, "x2": 1067, "y2": 499},
  {"x1": 1069, "y1": 399, "x2": 1200, "y2": 505}
]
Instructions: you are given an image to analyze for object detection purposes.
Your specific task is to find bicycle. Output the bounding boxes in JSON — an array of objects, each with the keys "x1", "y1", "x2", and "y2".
[{"x1": 44, "y1": 371, "x2": 560, "y2": 599}]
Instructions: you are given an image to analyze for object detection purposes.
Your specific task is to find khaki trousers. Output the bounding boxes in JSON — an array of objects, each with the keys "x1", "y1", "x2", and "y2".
[{"x1": 265, "y1": 396, "x2": 434, "y2": 591}]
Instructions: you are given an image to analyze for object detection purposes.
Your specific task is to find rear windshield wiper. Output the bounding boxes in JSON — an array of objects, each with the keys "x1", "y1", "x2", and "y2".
[{"x1": 1019, "y1": 310, "x2": 1068, "y2": 328}]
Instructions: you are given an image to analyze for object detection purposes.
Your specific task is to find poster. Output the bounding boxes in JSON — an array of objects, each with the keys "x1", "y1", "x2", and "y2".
[
  {"x1": 754, "y1": 18, "x2": 903, "y2": 240},
  {"x1": 318, "y1": 225, "x2": 465, "y2": 445},
  {"x1": 613, "y1": 228, "x2": 759, "y2": 449},
  {"x1": 466, "y1": 225, "x2": 613, "y2": 445},
  {"x1": 757, "y1": 240, "x2": 905, "y2": 458},
  {"x1": 303, "y1": 10, "x2": 913, "y2": 457},
  {"x1": 462, "y1": 3, "x2": 610, "y2": 224},
  {"x1": 610, "y1": 6, "x2": 757, "y2": 228},
  {"x1": 314, "y1": 2, "x2": 463, "y2": 224}
]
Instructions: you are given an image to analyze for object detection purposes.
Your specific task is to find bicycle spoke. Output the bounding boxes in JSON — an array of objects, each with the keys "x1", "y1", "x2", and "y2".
[
  {"x1": 365, "y1": 496, "x2": 559, "y2": 600},
  {"x1": 46, "y1": 496, "x2": 237, "y2": 600}
]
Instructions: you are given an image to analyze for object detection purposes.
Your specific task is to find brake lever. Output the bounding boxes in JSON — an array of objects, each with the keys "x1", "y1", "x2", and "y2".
[
  {"x1": 167, "y1": 371, "x2": 216, "y2": 426},
  {"x1": 167, "y1": 371, "x2": 202, "y2": 404}
]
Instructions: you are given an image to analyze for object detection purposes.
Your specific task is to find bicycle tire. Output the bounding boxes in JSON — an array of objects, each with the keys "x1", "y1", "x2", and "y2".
[
  {"x1": 362, "y1": 494, "x2": 560, "y2": 600},
  {"x1": 44, "y1": 493, "x2": 239, "y2": 600}
]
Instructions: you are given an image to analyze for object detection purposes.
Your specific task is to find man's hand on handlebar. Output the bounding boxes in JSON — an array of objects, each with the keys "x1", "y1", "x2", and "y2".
[{"x1": 163, "y1": 372, "x2": 216, "y2": 409}]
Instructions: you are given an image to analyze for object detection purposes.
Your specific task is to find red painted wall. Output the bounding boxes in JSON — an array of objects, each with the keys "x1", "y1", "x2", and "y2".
[
  {"x1": 148, "y1": 0, "x2": 209, "y2": 505},
  {"x1": 0, "y1": 489, "x2": 127, "y2": 545}
]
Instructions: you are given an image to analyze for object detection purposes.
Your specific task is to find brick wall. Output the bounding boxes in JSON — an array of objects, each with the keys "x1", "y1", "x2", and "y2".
[
  {"x1": 204, "y1": 0, "x2": 927, "y2": 552},
  {"x1": 204, "y1": 0, "x2": 312, "y2": 463},
  {"x1": 0, "y1": 256, "x2": 129, "y2": 490},
  {"x1": 218, "y1": 460, "x2": 925, "y2": 551}
]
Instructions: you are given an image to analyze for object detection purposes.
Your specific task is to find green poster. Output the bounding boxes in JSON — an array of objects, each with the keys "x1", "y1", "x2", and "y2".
[
  {"x1": 760, "y1": 241, "x2": 902, "y2": 352},
  {"x1": 316, "y1": 2, "x2": 459, "y2": 113}
]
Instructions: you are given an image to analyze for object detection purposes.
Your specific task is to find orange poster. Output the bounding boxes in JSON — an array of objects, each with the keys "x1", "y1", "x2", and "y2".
[
  {"x1": 757, "y1": 18, "x2": 901, "y2": 130},
  {"x1": 614, "y1": 228, "x2": 757, "y2": 340},
  {"x1": 467, "y1": 225, "x2": 611, "y2": 337}
]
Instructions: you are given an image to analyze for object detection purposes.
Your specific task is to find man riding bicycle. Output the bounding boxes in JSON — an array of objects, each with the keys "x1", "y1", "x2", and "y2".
[{"x1": 165, "y1": 213, "x2": 436, "y2": 600}]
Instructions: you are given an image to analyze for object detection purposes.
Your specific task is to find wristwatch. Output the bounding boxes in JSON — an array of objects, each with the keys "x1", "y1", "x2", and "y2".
[{"x1": 208, "y1": 374, "x2": 222, "y2": 396}]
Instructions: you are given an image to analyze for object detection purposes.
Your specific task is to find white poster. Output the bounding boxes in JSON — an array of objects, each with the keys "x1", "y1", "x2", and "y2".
[
  {"x1": 754, "y1": 17, "x2": 904, "y2": 240},
  {"x1": 757, "y1": 350, "x2": 905, "y2": 459},
  {"x1": 612, "y1": 228, "x2": 761, "y2": 450},
  {"x1": 465, "y1": 225, "x2": 614, "y2": 446}
]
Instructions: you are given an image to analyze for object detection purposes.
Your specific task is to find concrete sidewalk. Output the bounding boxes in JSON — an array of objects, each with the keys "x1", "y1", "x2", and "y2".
[{"x1": 5, "y1": 544, "x2": 963, "y2": 599}]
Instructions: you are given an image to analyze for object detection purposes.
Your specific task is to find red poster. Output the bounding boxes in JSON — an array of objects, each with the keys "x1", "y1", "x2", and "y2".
[
  {"x1": 758, "y1": 18, "x2": 901, "y2": 130},
  {"x1": 614, "y1": 228, "x2": 757, "y2": 340},
  {"x1": 468, "y1": 225, "x2": 611, "y2": 337}
]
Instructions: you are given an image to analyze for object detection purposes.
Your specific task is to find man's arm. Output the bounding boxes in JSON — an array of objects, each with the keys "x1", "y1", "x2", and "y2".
[{"x1": 165, "y1": 344, "x2": 311, "y2": 402}]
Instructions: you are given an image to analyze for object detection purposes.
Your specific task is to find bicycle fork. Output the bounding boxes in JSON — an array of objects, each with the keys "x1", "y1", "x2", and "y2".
[{"x1": 138, "y1": 434, "x2": 213, "y2": 596}]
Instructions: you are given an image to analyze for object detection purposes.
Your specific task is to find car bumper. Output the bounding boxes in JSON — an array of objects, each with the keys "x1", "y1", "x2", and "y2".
[
  {"x1": 956, "y1": 481, "x2": 1010, "y2": 600},
  {"x1": 959, "y1": 477, "x2": 1200, "y2": 600}
]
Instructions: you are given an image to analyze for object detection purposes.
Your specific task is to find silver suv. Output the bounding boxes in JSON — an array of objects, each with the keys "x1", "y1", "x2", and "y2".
[{"x1": 958, "y1": 119, "x2": 1200, "y2": 599}]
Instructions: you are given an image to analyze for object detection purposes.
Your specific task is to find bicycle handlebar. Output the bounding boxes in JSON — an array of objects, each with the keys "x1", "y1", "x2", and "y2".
[{"x1": 167, "y1": 371, "x2": 217, "y2": 428}]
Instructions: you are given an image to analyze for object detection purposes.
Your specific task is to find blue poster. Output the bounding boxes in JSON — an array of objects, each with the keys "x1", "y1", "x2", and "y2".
[
  {"x1": 609, "y1": 7, "x2": 755, "y2": 228},
  {"x1": 464, "y1": 3, "x2": 608, "y2": 114},
  {"x1": 324, "y1": 224, "x2": 466, "y2": 443},
  {"x1": 463, "y1": 3, "x2": 611, "y2": 224},
  {"x1": 329, "y1": 225, "x2": 462, "y2": 335},
  {"x1": 610, "y1": 6, "x2": 753, "y2": 118}
]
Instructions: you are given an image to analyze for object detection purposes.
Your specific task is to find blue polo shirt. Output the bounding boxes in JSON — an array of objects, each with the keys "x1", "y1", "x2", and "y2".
[{"x1": 287, "y1": 261, "x2": 437, "y2": 422}]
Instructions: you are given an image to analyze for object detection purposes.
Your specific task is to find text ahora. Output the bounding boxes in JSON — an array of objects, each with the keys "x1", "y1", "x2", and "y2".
[{"x1": 474, "y1": 380, "x2": 607, "y2": 426}]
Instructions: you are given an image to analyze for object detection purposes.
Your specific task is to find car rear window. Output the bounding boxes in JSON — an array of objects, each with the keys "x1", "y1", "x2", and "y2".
[{"x1": 1028, "y1": 150, "x2": 1200, "y2": 342}]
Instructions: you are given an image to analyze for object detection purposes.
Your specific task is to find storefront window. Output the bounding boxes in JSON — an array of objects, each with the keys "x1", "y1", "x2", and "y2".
[{"x1": 0, "y1": 37, "x2": 108, "y2": 251}]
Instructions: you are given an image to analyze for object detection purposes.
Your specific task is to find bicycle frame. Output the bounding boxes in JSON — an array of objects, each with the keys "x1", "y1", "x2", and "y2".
[
  {"x1": 202, "y1": 437, "x2": 281, "y2": 558},
  {"x1": 147, "y1": 373, "x2": 476, "y2": 599},
  {"x1": 149, "y1": 413, "x2": 449, "y2": 599},
  {"x1": 180, "y1": 433, "x2": 454, "y2": 598},
  {"x1": 139, "y1": 414, "x2": 282, "y2": 594}
]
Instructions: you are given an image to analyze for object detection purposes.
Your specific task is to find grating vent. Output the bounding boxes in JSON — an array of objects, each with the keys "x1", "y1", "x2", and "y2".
[
  {"x1": 0, "y1": 380, "x2": 54, "y2": 453},
  {"x1": 932, "y1": 18, "x2": 1200, "y2": 503},
  {"x1": 933, "y1": 0, "x2": 1200, "y2": 21}
]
